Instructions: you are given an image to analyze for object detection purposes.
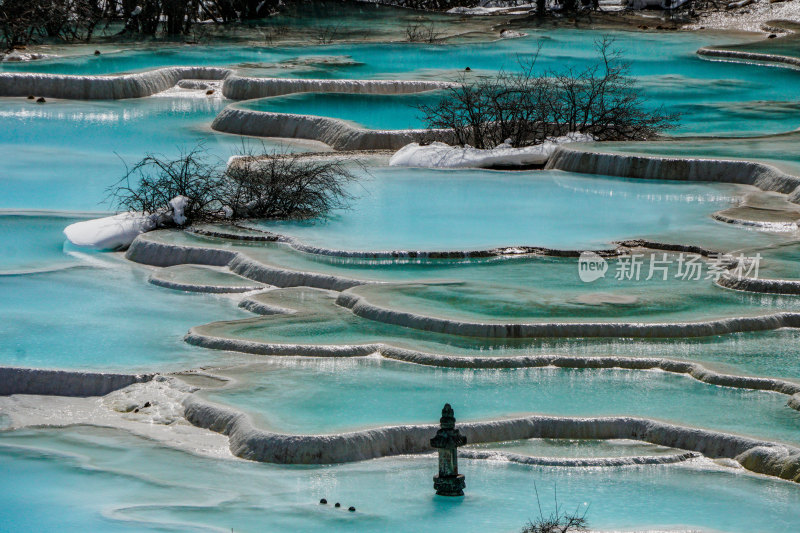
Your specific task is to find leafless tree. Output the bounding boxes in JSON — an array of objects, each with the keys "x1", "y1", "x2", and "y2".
[
  {"x1": 106, "y1": 145, "x2": 362, "y2": 227},
  {"x1": 0, "y1": 1, "x2": 38, "y2": 49},
  {"x1": 221, "y1": 154, "x2": 360, "y2": 220},
  {"x1": 417, "y1": 37, "x2": 678, "y2": 149}
]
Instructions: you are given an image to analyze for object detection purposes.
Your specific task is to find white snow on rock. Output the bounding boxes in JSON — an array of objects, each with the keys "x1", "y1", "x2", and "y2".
[
  {"x1": 64, "y1": 212, "x2": 158, "y2": 251},
  {"x1": 500, "y1": 29, "x2": 527, "y2": 39},
  {"x1": 169, "y1": 195, "x2": 189, "y2": 226},
  {"x1": 1, "y1": 51, "x2": 51, "y2": 62},
  {"x1": 389, "y1": 134, "x2": 593, "y2": 169},
  {"x1": 686, "y1": 0, "x2": 800, "y2": 32},
  {"x1": 64, "y1": 195, "x2": 193, "y2": 250}
]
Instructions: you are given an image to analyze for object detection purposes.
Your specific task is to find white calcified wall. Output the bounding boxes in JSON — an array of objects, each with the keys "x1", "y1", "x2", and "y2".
[
  {"x1": 211, "y1": 106, "x2": 457, "y2": 150},
  {"x1": 546, "y1": 146, "x2": 800, "y2": 202},
  {"x1": 221, "y1": 76, "x2": 449, "y2": 100},
  {"x1": 125, "y1": 233, "x2": 366, "y2": 290},
  {"x1": 336, "y1": 289, "x2": 800, "y2": 339},
  {"x1": 182, "y1": 395, "x2": 800, "y2": 482},
  {"x1": 697, "y1": 47, "x2": 800, "y2": 70},
  {"x1": 0, "y1": 67, "x2": 231, "y2": 99},
  {"x1": 0, "y1": 367, "x2": 152, "y2": 397}
]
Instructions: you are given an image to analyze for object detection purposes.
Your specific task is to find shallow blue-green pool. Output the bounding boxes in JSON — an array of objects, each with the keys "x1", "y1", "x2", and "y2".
[{"x1": 2, "y1": 427, "x2": 800, "y2": 533}]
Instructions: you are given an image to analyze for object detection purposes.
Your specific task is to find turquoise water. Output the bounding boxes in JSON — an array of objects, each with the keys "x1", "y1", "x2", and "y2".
[
  {"x1": 0, "y1": 96, "x2": 293, "y2": 211},
  {"x1": 240, "y1": 78, "x2": 800, "y2": 135},
  {"x1": 241, "y1": 91, "x2": 437, "y2": 130},
  {"x1": 204, "y1": 358, "x2": 800, "y2": 444},
  {"x1": 0, "y1": 213, "x2": 92, "y2": 273},
  {"x1": 194, "y1": 286, "x2": 800, "y2": 379},
  {"x1": 153, "y1": 229, "x2": 790, "y2": 288},
  {"x1": 3, "y1": 29, "x2": 799, "y2": 135},
  {"x1": 4, "y1": 20, "x2": 800, "y2": 533},
  {"x1": 0, "y1": 213, "x2": 249, "y2": 371},
  {"x1": 253, "y1": 167, "x2": 743, "y2": 251},
  {"x1": 469, "y1": 438, "x2": 683, "y2": 458},
  {"x1": 3, "y1": 427, "x2": 800, "y2": 532},
  {"x1": 594, "y1": 132, "x2": 800, "y2": 179},
  {"x1": 0, "y1": 261, "x2": 249, "y2": 371},
  {"x1": 0, "y1": 29, "x2": 740, "y2": 77},
  {"x1": 346, "y1": 277, "x2": 800, "y2": 323}
]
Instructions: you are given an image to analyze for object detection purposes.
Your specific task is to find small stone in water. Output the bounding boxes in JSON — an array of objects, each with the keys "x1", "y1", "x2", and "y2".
[
  {"x1": 94, "y1": 50, "x2": 101, "y2": 55},
  {"x1": 206, "y1": 89, "x2": 215, "y2": 95},
  {"x1": 143, "y1": 401, "x2": 151, "y2": 408},
  {"x1": 27, "y1": 95, "x2": 34, "y2": 99},
  {"x1": 334, "y1": 502, "x2": 340, "y2": 508},
  {"x1": 464, "y1": 67, "x2": 471, "y2": 71},
  {"x1": 348, "y1": 506, "x2": 356, "y2": 512},
  {"x1": 319, "y1": 498, "x2": 327, "y2": 505},
  {"x1": 36, "y1": 97, "x2": 46, "y2": 103}
]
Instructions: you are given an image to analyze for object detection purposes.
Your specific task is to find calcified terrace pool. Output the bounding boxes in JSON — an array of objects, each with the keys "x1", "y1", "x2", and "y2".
[{"x1": 3, "y1": 6, "x2": 800, "y2": 533}]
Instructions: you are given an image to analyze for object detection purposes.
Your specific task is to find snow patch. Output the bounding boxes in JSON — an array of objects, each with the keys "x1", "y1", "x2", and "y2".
[
  {"x1": 389, "y1": 134, "x2": 593, "y2": 169},
  {"x1": 1, "y1": 50, "x2": 51, "y2": 62},
  {"x1": 64, "y1": 212, "x2": 158, "y2": 251},
  {"x1": 686, "y1": 0, "x2": 800, "y2": 32},
  {"x1": 170, "y1": 195, "x2": 189, "y2": 226},
  {"x1": 64, "y1": 195, "x2": 190, "y2": 250},
  {"x1": 500, "y1": 29, "x2": 527, "y2": 39}
]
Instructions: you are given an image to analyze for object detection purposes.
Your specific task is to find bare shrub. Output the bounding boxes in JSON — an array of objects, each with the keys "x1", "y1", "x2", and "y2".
[
  {"x1": 521, "y1": 485, "x2": 589, "y2": 533},
  {"x1": 107, "y1": 146, "x2": 224, "y2": 225},
  {"x1": 406, "y1": 21, "x2": 443, "y2": 43},
  {"x1": 313, "y1": 23, "x2": 342, "y2": 45},
  {"x1": 417, "y1": 37, "x2": 679, "y2": 149},
  {"x1": 221, "y1": 154, "x2": 360, "y2": 220},
  {"x1": 106, "y1": 146, "x2": 361, "y2": 227}
]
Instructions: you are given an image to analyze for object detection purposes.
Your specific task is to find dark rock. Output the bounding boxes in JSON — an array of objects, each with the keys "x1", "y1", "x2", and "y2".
[
  {"x1": 36, "y1": 97, "x2": 46, "y2": 103},
  {"x1": 334, "y1": 503, "x2": 341, "y2": 508},
  {"x1": 133, "y1": 408, "x2": 139, "y2": 413},
  {"x1": 143, "y1": 401, "x2": 151, "y2": 408},
  {"x1": 94, "y1": 50, "x2": 101, "y2": 55},
  {"x1": 464, "y1": 66, "x2": 471, "y2": 71},
  {"x1": 319, "y1": 498, "x2": 327, "y2": 504},
  {"x1": 27, "y1": 95, "x2": 34, "y2": 99},
  {"x1": 206, "y1": 89, "x2": 215, "y2": 95},
  {"x1": 768, "y1": 34, "x2": 777, "y2": 39},
  {"x1": 348, "y1": 506, "x2": 356, "y2": 512}
]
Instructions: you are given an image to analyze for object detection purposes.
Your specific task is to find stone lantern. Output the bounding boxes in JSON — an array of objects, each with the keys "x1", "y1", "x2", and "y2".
[{"x1": 430, "y1": 403, "x2": 466, "y2": 496}]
